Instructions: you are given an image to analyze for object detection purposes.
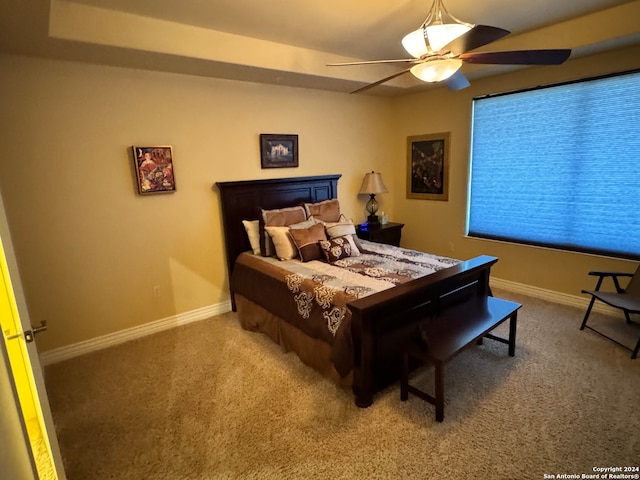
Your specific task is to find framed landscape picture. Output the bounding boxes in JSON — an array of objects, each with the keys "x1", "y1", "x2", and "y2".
[
  {"x1": 260, "y1": 134, "x2": 298, "y2": 169},
  {"x1": 406, "y1": 132, "x2": 450, "y2": 201},
  {"x1": 132, "y1": 146, "x2": 176, "y2": 195}
]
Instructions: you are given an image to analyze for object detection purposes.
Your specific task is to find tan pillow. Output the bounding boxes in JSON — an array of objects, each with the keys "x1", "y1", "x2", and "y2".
[
  {"x1": 262, "y1": 205, "x2": 307, "y2": 226},
  {"x1": 264, "y1": 226, "x2": 297, "y2": 260},
  {"x1": 260, "y1": 206, "x2": 307, "y2": 256},
  {"x1": 263, "y1": 218, "x2": 320, "y2": 260},
  {"x1": 288, "y1": 222, "x2": 327, "y2": 262},
  {"x1": 304, "y1": 199, "x2": 341, "y2": 222}
]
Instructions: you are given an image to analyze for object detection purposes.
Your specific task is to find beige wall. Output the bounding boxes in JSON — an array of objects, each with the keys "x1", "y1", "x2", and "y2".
[
  {"x1": 391, "y1": 44, "x2": 640, "y2": 293},
  {"x1": 0, "y1": 55, "x2": 393, "y2": 351},
  {"x1": 0, "y1": 45, "x2": 638, "y2": 352}
]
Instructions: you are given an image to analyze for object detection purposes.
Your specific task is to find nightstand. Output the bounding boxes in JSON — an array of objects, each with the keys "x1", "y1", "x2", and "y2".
[{"x1": 356, "y1": 222, "x2": 404, "y2": 247}]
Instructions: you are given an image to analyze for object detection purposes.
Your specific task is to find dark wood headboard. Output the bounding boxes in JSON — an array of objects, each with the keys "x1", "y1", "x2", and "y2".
[{"x1": 215, "y1": 174, "x2": 341, "y2": 283}]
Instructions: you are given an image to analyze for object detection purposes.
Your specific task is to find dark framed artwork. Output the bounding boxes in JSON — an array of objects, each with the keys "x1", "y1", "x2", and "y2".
[
  {"x1": 406, "y1": 132, "x2": 450, "y2": 201},
  {"x1": 260, "y1": 134, "x2": 298, "y2": 169},
  {"x1": 132, "y1": 146, "x2": 176, "y2": 195}
]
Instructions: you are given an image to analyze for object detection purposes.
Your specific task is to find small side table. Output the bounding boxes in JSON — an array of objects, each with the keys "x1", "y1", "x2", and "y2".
[{"x1": 356, "y1": 222, "x2": 404, "y2": 247}]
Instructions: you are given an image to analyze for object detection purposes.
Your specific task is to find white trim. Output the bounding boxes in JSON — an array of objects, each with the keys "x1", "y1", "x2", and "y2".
[
  {"x1": 39, "y1": 301, "x2": 232, "y2": 366},
  {"x1": 491, "y1": 277, "x2": 621, "y2": 316},
  {"x1": 39, "y1": 278, "x2": 624, "y2": 366}
]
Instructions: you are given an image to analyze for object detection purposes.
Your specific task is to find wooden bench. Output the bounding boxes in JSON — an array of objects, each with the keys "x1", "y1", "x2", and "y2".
[{"x1": 400, "y1": 295, "x2": 522, "y2": 422}]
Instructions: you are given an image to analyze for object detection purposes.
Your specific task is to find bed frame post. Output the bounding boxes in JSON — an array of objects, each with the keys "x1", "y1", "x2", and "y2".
[{"x1": 350, "y1": 307, "x2": 375, "y2": 408}]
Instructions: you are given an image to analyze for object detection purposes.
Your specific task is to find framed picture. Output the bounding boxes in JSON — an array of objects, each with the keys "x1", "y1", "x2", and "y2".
[
  {"x1": 260, "y1": 134, "x2": 298, "y2": 169},
  {"x1": 406, "y1": 132, "x2": 450, "y2": 201},
  {"x1": 132, "y1": 146, "x2": 176, "y2": 195}
]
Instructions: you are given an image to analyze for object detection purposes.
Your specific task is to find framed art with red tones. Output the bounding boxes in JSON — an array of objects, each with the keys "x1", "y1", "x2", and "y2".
[{"x1": 132, "y1": 145, "x2": 176, "y2": 195}]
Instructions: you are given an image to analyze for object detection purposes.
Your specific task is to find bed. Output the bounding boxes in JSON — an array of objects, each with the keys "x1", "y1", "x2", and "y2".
[{"x1": 216, "y1": 174, "x2": 498, "y2": 407}]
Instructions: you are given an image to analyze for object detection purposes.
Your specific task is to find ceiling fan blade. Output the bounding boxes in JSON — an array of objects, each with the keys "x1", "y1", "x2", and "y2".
[
  {"x1": 328, "y1": 58, "x2": 417, "y2": 66},
  {"x1": 351, "y1": 67, "x2": 412, "y2": 94},
  {"x1": 445, "y1": 70, "x2": 470, "y2": 91},
  {"x1": 442, "y1": 24, "x2": 511, "y2": 56},
  {"x1": 460, "y1": 49, "x2": 572, "y2": 65}
]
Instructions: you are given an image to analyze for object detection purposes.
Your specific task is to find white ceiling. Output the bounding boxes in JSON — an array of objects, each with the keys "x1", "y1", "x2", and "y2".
[{"x1": 1, "y1": 0, "x2": 640, "y2": 95}]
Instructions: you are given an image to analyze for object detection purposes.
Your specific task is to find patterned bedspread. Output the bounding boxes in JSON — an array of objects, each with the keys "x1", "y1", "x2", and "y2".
[{"x1": 230, "y1": 240, "x2": 459, "y2": 376}]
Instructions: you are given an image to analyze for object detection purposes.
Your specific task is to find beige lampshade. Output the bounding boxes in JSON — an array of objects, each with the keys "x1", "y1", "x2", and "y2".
[{"x1": 358, "y1": 172, "x2": 388, "y2": 195}]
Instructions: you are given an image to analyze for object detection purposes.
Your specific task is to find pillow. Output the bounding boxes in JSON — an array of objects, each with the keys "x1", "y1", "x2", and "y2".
[
  {"x1": 323, "y1": 220, "x2": 364, "y2": 251},
  {"x1": 242, "y1": 220, "x2": 260, "y2": 255},
  {"x1": 324, "y1": 220, "x2": 357, "y2": 239},
  {"x1": 290, "y1": 217, "x2": 320, "y2": 230},
  {"x1": 304, "y1": 199, "x2": 341, "y2": 222},
  {"x1": 288, "y1": 222, "x2": 327, "y2": 262},
  {"x1": 320, "y1": 235, "x2": 360, "y2": 263},
  {"x1": 242, "y1": 220, "x2": 261, "y2": 255},
  {"x1": 262, "y1": 205, "x2": 307, "y2": 226},
  {"x1": 260, "y1": 206, "x2": 307, "y2": 256},
  {"x1": 264, "y1": 226, "x2": 297, "y2": 260},
  {"x1": 263, "y1": 219, "x2": 320, "y2": 261}
]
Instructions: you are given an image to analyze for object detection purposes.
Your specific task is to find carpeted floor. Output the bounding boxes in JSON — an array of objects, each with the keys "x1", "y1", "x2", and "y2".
[{"x1": 44, "y1": 290, "x2": 640, "y2": 479}]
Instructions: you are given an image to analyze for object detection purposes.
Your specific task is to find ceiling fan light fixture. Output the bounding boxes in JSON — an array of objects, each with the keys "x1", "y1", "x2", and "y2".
[
  {"x1": 403, "y1": 0, "x2": 474, "y2": 56},
  {"x1": 402, "y1": 29, "x2": 429, "y2": 58},
  {"x1": 425, "y1": 23, "x2": 472, "y2": 52},
  {"x1": 410, "y1": 59, "x2": 462, "y2": 83}
]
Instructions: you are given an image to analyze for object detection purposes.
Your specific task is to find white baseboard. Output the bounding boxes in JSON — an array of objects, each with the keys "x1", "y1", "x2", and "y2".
[
  {"x1": 491, "y1": 277, "x2": 620, "y2": 316},
  {"x1": 40, "y1": 301, "x2": 232, "y2": 366},
  {"x1": 39, "y1": 279, "x2": 621, "y2": 366}
]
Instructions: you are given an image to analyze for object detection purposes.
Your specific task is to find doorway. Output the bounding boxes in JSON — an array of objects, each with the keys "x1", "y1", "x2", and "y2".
[{"x1": 1, "y1": 235, "x2": 57, "y2": 479}]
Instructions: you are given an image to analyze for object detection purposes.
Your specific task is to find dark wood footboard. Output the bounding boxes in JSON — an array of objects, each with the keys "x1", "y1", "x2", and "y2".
[{"x1": 347, "y1": 255, "x2": 498, "y2": 407}]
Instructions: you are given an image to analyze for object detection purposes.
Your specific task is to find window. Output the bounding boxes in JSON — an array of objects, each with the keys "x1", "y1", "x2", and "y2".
[{"x1": 468, "y1": 70, "x2": 640, "y2": 260}]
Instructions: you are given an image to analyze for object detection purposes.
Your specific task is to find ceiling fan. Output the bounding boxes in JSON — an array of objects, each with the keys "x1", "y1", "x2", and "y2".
[{"x1": 328, "y1": 0, "x2": 571, "y2": 94}]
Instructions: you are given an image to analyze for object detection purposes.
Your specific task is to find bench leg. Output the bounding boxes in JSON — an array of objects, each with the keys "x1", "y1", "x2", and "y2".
[
  {"x1": 400, "y1": 352, "x2": 409, "y2": 401},
  {"x1": 508, "y1": 312, "x2": 518, "y2": 357},
  {"x1": 435, "y1": 361, "x2": 444, "y2": 422}
]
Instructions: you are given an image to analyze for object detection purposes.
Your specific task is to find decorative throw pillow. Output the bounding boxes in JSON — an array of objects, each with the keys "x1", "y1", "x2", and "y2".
[
  {"x1": 288, "y1": 222, "x2": 327, "y2": 262},
  {"x1": 260, "y1": 205, "x2": 307, "y2": 256},
  {"x1": 242, "y1": 220, "x2": 261, "y2": 255},
  {"x1": 320, "y1": 235, "x2": 360, "y2": 263},
  {"x1": 304, "y1": 199, "x2": 341, "y2": 222}
]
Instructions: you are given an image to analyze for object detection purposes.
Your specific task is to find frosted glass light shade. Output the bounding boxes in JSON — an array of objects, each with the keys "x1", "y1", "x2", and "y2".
[
  {"x1": 425, "y1": 23, "x2": 471, "y2": 52},
  {"x1": 402, "y1": 0, "x2": 474, "y2": 57},
  {"x1": 410, "y1": 59, "x2": 462, "y2": 82},
  {"x1": 402, "y1": 29, "x2": 429, "y2": 58}
]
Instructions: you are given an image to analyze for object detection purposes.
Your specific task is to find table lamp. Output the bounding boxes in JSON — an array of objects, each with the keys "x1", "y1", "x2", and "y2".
[{"x1": 358, "y1": 171, "x2": 388, "y2": 224}]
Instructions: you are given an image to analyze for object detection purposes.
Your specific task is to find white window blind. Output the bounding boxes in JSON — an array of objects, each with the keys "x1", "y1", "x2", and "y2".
[{"x1": 468, "y1": 70, "x2": 640, "y2": 260}]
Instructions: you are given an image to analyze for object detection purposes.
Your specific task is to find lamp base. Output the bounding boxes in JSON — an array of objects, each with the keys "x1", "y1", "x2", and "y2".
[{"x1": 367, "y1": 214, "x2": 380, "y2": 224}]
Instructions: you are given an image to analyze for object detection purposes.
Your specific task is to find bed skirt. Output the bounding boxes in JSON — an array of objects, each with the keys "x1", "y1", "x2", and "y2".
[{"x1": 235, "y1": 293, "x2": 353, "y2": 389}]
